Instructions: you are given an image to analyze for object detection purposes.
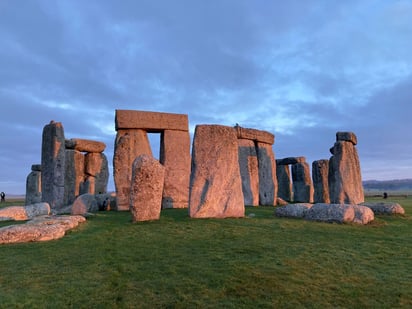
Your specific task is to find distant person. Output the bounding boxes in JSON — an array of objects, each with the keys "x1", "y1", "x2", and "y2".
[
  {"x1": 383, "y1": 192, "x2": 388, "y2": 199},
  {"x1": 0, "y1": 192, "x2": 5, "y2": 202}
]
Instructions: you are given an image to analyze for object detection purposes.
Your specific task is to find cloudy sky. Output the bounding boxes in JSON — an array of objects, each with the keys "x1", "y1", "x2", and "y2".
[{"x1": 1, "y1": 0, "x2": 412, "y2": 194}]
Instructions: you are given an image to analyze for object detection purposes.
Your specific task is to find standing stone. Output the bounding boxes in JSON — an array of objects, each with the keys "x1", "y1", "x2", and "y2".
[
  {"x1": 160, "y1": 130, "x2": 191, "y2": 209},
  {"x1": 113, "y1": 129, "x2": 153, "y2": 211},
  {"x1": 237, "y1": 138, "x2": 259, "y2": 206},
  {"x1": 292, "y1": 161, "x2": 314, "y2": 203},
  {"x1": 64, "y1": 149, "x2": 85, "y2": 206},
  {"x1": 130, "y1": 155, "x2": 165, "y2": 222},
  {"x1": 257, "y1": 142, "x2": 277, "y2": 205},
  {"x1": 189, "y1": 125, "x2": 244, "y2": 218},
  {"x1": 84, "y1": 152, "x2": 109, "y2": 194},
  {"x1": 41, "y1": 121, "x2": 66, "y2": 211},
  {"x1": 312, "y1": 159, "x2": 330, "y2": 203},
  {"x1": 329, "y1": 132, "x2": 364, "y2": 204},
  {"x1": 276, "y1": 164, "x2": 292, "y2": 202},
  {"x1": 25, "y1": 164, "x2": 42, "y2": 205}
]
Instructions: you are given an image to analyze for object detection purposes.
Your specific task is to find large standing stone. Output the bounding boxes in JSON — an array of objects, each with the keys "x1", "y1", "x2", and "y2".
[
  {"x1": 257, "y1": 142, "x2": 277, "y2": 205},
  {"x1": 237, "y1": 138, "x2": 259, "y2": 206},
  {"x1": 329, "y1": 132, "x2": 364, "y2": 204},
  {"x1": 160, "y1": 130, "x2": 191, "y2": 209},
  {"x1": 84, "y1": 152, "x2": 109, "y2": 194},
  {"x1": 312, "y1": 159, "x2": 330, "y2": 203},
  {"x1": 292, "y1": 161, "x2": 314, "y2": 203},
  {"x1": 41, "y1": 121, "x2": 66, "y2": 211},
  {"x1": 189, "y1": 125, "x2": 244, "y2": 218},
  {"x1": 130, "y1": 155, "x2": 165, "y2": 222},
  {"x1": 64, "y1": 149, "x2": 85, "y2": 206},
  {"x1": 25, "y1": 164, "x2": 42, "y2": 205},
  {"x1": 113, "y1": 129, "x2": 153, "y2": 211},
  {"x1": 276, "y1": 164, "x2": 292, "y2": 202}
]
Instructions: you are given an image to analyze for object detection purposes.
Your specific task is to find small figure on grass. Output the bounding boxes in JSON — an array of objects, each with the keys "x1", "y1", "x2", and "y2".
[
  {"x1": 0, "y1": 192, "x2": 5, "y2": 202},
  {"x1": 383, "y1": 192, "x2": 388, "y2": 199}
]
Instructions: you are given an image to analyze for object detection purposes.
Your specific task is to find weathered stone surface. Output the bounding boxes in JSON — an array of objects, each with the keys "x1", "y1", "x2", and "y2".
[
  {"x1": 312, "y1": 159, "x2": 330, "y2": 204},
  {"x1": 64, "y1": 149, "x2": 85, "y2": 205},
  {"x1": 361, "y1": 202, "x2": 405, "y2": 215},
  {"x1": 25, "y1": 170, "x2": 42, "y2": 205},
  {"x1": 275, "y1": 203, "x2": 313, "y2": 218},
  {"x1": 336, "y1": 132, "x2": 357, "y2": 145},
  {"x1": 0, "y1": 203, "x2": 50, "y2": 221},
  {"x1": 234, "y1": 125, "x2": 274, "y2": 144},
  {"x1": 329, "y1": 138, "x2": 364, "y2": 204},
  {"x1": 71, "y1": 194, "x2": 98, "y2": 215},
  {"x1": 160, "y1": 130, "x2": 191, "y2": 209},
  {"x1": 95, "y1": 193, "x2": 116, "y2": 211},
  {"x1": 31, "y1": 164, "x2": 42, "y2": 171},
  {"x1": 292, "y1": 162, "x2": 314, "y2": 203},
  {"x1": 189, "y1": 125, "x2": 244, "y2": 218},
  {"x1": 65, "y1": 138, "x2": 106, "y2": 153},
  {"x1": 276, "y1": 197, "x2": 288, "y2": 206},
  {"x1": 84, "y1": 152, "x2": 109, "y2": 194},
  {"x1": 130, "y1": 155, "x2": 165, "y2": 222},
  {"x1": 238, "y1": 138, "x2": 259, "y2": 206},
  {"x1": 115, "y1": 110, "x2": 189, "y2": 132},
  {"x1": 352, "y1": 205, "x2": 375, "y2": 224},
  {"x1": 0, "y1": 215, "x2": 86, "y2": 244},
  {"x1": 41, "y1": 121, "x2": 66, "y2": 211},
  {"x1": 276, "y1": 164, "x2": 292, "y2": 201},
  {"x1": 257, "y1": 142, "x2": 277, "y2": 205},
  {"x1": 113, "y1": 129, "x2": 153, "y2": 211},
  {"x1": 276, "y1": 157, "x2": 306, "y2": 165},
  {"x1": 304, "y1": 203, "x2": 355, "y2": 223}
]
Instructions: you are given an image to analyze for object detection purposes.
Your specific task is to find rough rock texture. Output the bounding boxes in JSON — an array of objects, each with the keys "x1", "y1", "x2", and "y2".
[
  {"x1": 113, "y1": 129, "x2": 153, "y2": 211},
  {"x1": 160, "y1": 129, "x2": 191, "y2": 209},
  {"x1": 277, "y1": 157, "x2": 306, "y2": 165},
  {"x1": 130, "y1": 155, "x2": 165, "y2": 222},
  {"x1": 64, "y1": 149, "x2": 85, "y2": 205},
  {"x1": 276, "y1": 197, "x2": 288, "y2": 206},
  {"x1": 234, "y1": 125, "x2": 275, "y2": 144},
  {"x1": 65, "y1": 138, "x2": 106, "y2": 153},
  {"x1": 304, "y1": 203, "x2": 355, "y2": 223},
  {"x1": 257, "y1": 142, "x2": 277, "y2": 206},
  {"x1": 71, "y1": 194, "x2": 98, "y2": 215},
  {"x1": 84, "y1": 152, "x2": 109, "y2": 194},
  {"x1": 292, "y1": 162, "x2": 314, "y2": 203},
  {"x1": 352, "y1": 205, "x2": 375, "y2": 224},
  {"x1": 361, "y1": 202, "x2": 405, "y2": 215},
  {"x1": 312, "y1": 159, "x2": 330, "y2": 204},
  {"x1": 25, "y1": 165, "x2": 42, "y2": 205},
  {"x1": 115, "y1": 110, "x2": 189, "y2": 131},
  {"x1": 95, "y1": 193, "x2": 117, "y2": 211},
  {"x1": 336, "y1": 132, "x2": 357, "y2": 145},
  {"x1": 329, "y1": 133, "x2": 364, "y2": 204},
  {"x1": 0, "y1": 203, "x2": 50, "y2": 221},
  {"x1": 238, "y1": 138, "x2": 259, "y2": 206},
  {"x1": 275, "y1": 203, "x2": 313, "y2": 218},
  {"x1": 189, "y1": 125, "x2": 245, "y2": 218},
  {"x1": 276, "y1": 164, "x2": 292, "y2": 201},
  {"x1": 0, "y1": 215, "x2": 86, "y2": 244},
  {"x1": 41, "y1": 121, "x2": 66, "y2": 211}
]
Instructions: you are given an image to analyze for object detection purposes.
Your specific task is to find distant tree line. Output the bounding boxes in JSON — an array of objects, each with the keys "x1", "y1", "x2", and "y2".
[{"x1": 363, "y1": 179, "x2": 412, "y2": 191}]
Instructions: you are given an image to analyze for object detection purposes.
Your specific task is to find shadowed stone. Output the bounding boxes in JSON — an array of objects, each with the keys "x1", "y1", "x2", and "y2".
[
  {"x1": 336, "y1": 132, "x2": 357, "y2": 145},
  {"x1": 71, "y1": 194, "x2": 98, "y2": 215},
  {"x1": 113, "y1": 129, "x2": 153, "y2": 211},
  {"x1": 275, "y1": 203, "x2": 313, "y2": 218},
  {"x1": 361, "y1": 202, "x2": 405, "y2": 215},
  {"x1": 41, "y1": 121, "x2": 66, "y2": 211},
  {"x1": 257, "y1": 142, "x2": 277, "y2": 205},
  {"x1": 83, "y1": 152, "x2": 109, "y2": 195},
  {"x1": 65, "y1": 138, "x2": 106, "y2": 153},
  {"x1": 312, "y1": 159, "x2": 330, "y2": 203},
  {"x1": 189, "y1": 125, "x2": 244, "y2": 218},
  {"x1": 238, "y1": 138, "x2": 259, "y2": 206},
  {"x1": 276, "y1": 157, "x2": 306, "y2": 165},
  {"x1": 64, "y1": 149, "x2": 85, "y2": 205},
  {"x1": 25, "y1": 165, "x2": 42, "y2": 205},
  {"x1": 292, "y1": 162, "x2": 314, "y2": 203},
  {"x1": 130, "y1": 155, "x2": 165, "y2": 222},
  {"x1": 276, "y1": 164, "x2": 292, "y2": 201}
]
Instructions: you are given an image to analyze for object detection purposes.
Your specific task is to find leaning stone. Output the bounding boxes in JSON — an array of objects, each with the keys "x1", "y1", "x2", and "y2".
[
  {"x1": 65, "y1": 138, "x2": 106, "y2": 153},
  {"x1": 189, "y1": 125, "x2": 245, "y2": 218},
  {"x1": 130, "y1": 155, "x2": 165, "y2": 222},
  {"x1": 360, "y1": 202, "x2": 405, "y2": 215},
  {"x1": 275, "y1": 203, "x2": 313, "y2": 218},
  {"x1": 336, "y1": 132, "x2": 357, "y2": 145},
  {"x1": 0, "y1": 203, "x2": 50, "y2": 221},
  {"x1": 71, "y1": 194, "x2": 98, "y2": 216},
  {"x1": 304, "y1": 203, "x2": 355, "y2": 223},
  {"x1": 352, "y1": 205, "x2": 374, "y2": 224}
]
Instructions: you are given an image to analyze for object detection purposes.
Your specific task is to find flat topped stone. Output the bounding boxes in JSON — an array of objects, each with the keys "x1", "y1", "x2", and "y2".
[
  {"x1": 276, "y1": 156, "x2": 306, "y2": 165},
  {"x1": 65, "y1": 138, "x2": 106, "y2": 153},
  {"x1": 234, "y1": 125, "x2": 274, "y2": 145},
  {"x1": 115, "y1": 110, "x2": 189, "y2": 132},
  {"x1": 336, "y1": 132, "x2": 357, "y2": 145}
]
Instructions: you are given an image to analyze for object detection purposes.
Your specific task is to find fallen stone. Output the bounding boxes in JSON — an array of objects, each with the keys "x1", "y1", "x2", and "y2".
[
  {"x1": 0, "y1": 203, "x2": 50, "y2": 221},
  {"x1": 0, "y1": 215, "x2": 86, "y2": 244},
  {"x1": 360, "y1": 202, "x2": 405, "y2": 215},
  {"x1": 352, "y1": 205, "x2": 375, "y2": 224},
  {"x1": 276, "y1": 197, "x2": 288, "y2": 206},
  {"x1": 71, "y1": 194, "x2": 98, "y2": 215},
  {"x1": 304, "y1": 203, "x2": 355, "y2": 224},
  {"x1": 275, "y1": 203, "x2": 313, "y2": 218}
]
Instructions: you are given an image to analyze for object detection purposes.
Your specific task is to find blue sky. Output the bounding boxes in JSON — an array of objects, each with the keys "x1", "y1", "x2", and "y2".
[{"x1": 1, "y1": 0, "x2": 412, "y2": 194}]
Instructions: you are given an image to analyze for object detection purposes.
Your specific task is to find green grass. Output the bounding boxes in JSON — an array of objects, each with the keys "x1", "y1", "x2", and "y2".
[{"x1": 0, "y1": 197, "x2": 411, "y2": 308}]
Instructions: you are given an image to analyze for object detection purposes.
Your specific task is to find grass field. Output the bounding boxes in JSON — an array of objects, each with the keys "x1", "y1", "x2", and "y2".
[{"x1": 0, "y1": 196, "x2": 411, "y2": 308}]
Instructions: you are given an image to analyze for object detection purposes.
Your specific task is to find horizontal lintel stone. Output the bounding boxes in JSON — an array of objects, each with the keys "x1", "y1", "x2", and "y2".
[
  {"x1": 65, "y1": 138, "x2": 106, "y2": 153},
  {"x1": 115, "y1": 110, "x2": 189, "y2": 132},
  {"x1": 276, "y1": 156, "x2": 306, "y2": 165},
  {"x1": 234, "y1": 125, "x2": 274, "y2": 144}
]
